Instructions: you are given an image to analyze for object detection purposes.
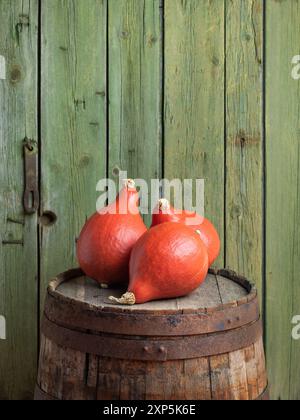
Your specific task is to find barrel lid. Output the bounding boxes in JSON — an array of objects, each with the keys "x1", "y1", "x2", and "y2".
[
  {"x1": 52, "y1": 268, "x2": 253, "y2": 313},
  {"x1": 44, "y1": 268, "x2": 259, "y2": 336}
]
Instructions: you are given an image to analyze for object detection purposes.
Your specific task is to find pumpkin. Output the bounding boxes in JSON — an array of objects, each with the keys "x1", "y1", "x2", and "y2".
[
  {"x1": 77, "y1": 179, "x2": 147, "y2": 286},
  {"x1": 109, "y1": 222, "x2": 209, "y2": 304},
  {"x1": 151, "y1": 198, "x2": 220, "y2": 266}
]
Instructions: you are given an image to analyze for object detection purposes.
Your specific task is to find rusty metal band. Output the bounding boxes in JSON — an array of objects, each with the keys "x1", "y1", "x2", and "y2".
[
  {"x1": 255, "y1": 385, "x2": 270, "y2": 401},
  {"x1": 41, "y1": 315, "x2": 262, "y2": 361},
  {"x1": 34, "y1": 384, "x2": 58, "y2": 401},
  {"x1": 44, "y1": 292, "x2": 260, "y2": 337}
]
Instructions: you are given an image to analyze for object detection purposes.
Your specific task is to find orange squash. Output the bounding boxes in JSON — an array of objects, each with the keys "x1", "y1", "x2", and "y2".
[
  {"x1": 151, "y1": 199, "x2": 220, "y2": 266},
  {"x1": 77, "y1": 179, "x2": 147, "y2": 286},
  {"x1": 109, "y1": 222, "x2": 209, "y2": 304}
]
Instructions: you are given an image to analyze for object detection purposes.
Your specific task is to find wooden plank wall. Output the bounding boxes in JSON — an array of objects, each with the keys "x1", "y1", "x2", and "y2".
[
  {"x1": 265, "y1": 0, "x2": 300, "y2": 400},
  {"x1": 0, "y1": 0, "x2": 38, "y2": 400},
  {"x1": 0, "y1": 0, "x2": 300, "y2": 400},
  {"x1": 40, "y1": 0, "x2": 107, "y2": 312}
]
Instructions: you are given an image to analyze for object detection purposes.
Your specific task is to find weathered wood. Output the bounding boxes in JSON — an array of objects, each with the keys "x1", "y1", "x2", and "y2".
[
  {"x1": 210, "y1": 354, "x2": 233, "y2": 400},
  {"x1": 254, "y1": 337, "x2": 267, "y2": 396},
  {"x1": 36, "y1": 269, "x2": 267, "y2": 400},
  {"x1": 244, "y1": 345, "x2": 259, "y2": 400},
  {"x1": 108, "y1": 0, "x2": 162, "y2": 227},
  {"x1": 225, "y1": 0, "x2": 264, "y2": 303},
  {"x1": 216, "y1": 274, "x2": 247, "y2": 305},
  {"x1": 228, "y1": 349, "x2": 249, "y2": 400},
  {"x1": 40, "y1": 0, "x2": 107, "y2": 306},
  {"x1": 265, "y1": 0, "x2": 300, "y2": 401},
  {"x1": 57, "y1": 272, "x2": 247, "y2": 310},
  {"x1": 0, "y1": 0, "x2": 38, "y2": 400},
  {"x1": 37, "y1": 335, "x2": 267, "y2": 401},
  {"x1": 44, "y1": 269, "x2": 259, "y2": 339},
  {"x1": 164, "y1": 0, "x2": 225, "y2": 267},
  {"x1": 38, "y1": 336, "x2": 97, "y2": 400},
  {"x1": 183, "y1": 358, "x2": 211, "y2": 400},
  {"x1": 2, "y1": 0, "x2": 299, "y2": 401}
]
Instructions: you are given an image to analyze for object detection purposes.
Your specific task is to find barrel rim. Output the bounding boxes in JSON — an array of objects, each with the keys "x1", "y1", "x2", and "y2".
[{"x1": 47, "y1": 267, "x2": 257, "y2": 316}]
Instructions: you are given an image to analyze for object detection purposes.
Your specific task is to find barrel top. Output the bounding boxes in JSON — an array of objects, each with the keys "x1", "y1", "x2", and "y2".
[{"x1": 50, "y1": 268, "x2": 256, "y2": 315}]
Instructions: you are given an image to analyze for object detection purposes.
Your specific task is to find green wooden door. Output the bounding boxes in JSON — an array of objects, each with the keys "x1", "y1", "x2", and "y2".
[
  {"x1": 1, "y1": 0, "x2": 300, "y2": 400},
  {"x1": 0, "y1": 0, "x2": 38, "y2": 400}
]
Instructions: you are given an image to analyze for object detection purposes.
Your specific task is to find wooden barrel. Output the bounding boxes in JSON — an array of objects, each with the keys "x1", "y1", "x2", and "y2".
[{"x1": 35, "y1": 268, "x2": 268, "y2": 400}]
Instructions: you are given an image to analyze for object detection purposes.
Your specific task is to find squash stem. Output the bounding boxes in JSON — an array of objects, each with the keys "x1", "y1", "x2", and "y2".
[{"x1": 109, "y1": 292, "x2": 136, "y2": 305}]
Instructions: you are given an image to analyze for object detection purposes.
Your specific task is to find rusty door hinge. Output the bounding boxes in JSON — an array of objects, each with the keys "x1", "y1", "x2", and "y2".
[{"x1": 23, "y1": 138, "x2": 39, "y2": 214}]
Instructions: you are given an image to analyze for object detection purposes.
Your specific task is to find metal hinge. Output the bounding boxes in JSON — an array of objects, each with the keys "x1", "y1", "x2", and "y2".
[{"x1": 23, "y1": 137, "x2": 39, "y2": 214}]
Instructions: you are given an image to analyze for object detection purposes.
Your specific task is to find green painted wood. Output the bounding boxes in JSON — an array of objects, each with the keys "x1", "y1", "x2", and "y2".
[
  {"x1": 225, "y1": 0, "x2": 264, "y2": 300},
  {"x1": 164, "y1": 0, "x2": 225, "y2": 266},
  {"x1": 40, "y1": 0, "x2": 107, "y2": 305},
  {"x1": 1, "y1": 0, "x2": 300, "y2": 401},
  {"x1": 108, "y1": 0, "x2": 162, "y2": 226},
  {"x1": 266, "y1": 0, "x2": 300, "y2": 400},
  {"x1": 0, "y1": 0, "x2": 38, "y2": 400}
]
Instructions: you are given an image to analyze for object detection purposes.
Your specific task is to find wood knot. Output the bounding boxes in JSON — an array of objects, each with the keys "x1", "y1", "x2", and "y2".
[
  {"x1": 230, "y1": 204, "x2": 242, "y2": 219},
  {"x1": 235, "y1": 131, "x2": 260, "y2": 148},
  {"x1": 120, "y1": 30, "x2": 130, "y2": 40},
  {"x1": 10, "y1": 65, "x2": 22, "y2": 84},
  {"x1": 212, "y1": 56, "x2": 220, "y2": 66},
  {"x1": 112, "y1": 166, "x2": 121, "y2": 177},
  {"x1": 74, "y1": 98, "x2": 86, "y2": 111},
  {"x1": 15, "y1": 14, "x2": 30, "y2": 38},
  {"x1": 147, "y1": 34, "x2": 157, "y2": 47},
  {"x1": 79, "y1": 155, "x2": 91, "y2": 168}
]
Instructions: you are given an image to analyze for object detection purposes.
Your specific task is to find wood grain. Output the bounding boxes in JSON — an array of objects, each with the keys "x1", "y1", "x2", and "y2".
[
  {"x1": 57, "y1": 273, "x2": 247, "y2": 310},
  {"x1": 108, "y1": 0, "x2": 162, "y2": 227},
  {"x1": 244, "y1": 345, "x2": 259, "y2": 400},
  {"x1": 36, "y1": 267, "x2": 267, "y2": 400},
  {"x1": 228, "y1": 349, "x2": 249, "y2": 400},
  {"x1": 0, "y1": 0, "x2": 38, "y2": 400},
  {"x1": 1, "y1": 0, "x2": 299, "y2": 401},
  {"x1": 210, "y1": 354, "x2": 233, "y2": 400},
  {"x1": 37, "y1": 333, "x2": 267, "y2": 401},
  {"x1": 265, "y1": 0, "x2": 300, "y2": 401},
  {"x1": 40, "y1": 0, "x2": 107, "y2": 306},
  {"x1": 164, "y1": 0, "x2": 225, "y2": 267},
  {"x1": 225, "y1": 0, "x2": 264, "y2": 302}
]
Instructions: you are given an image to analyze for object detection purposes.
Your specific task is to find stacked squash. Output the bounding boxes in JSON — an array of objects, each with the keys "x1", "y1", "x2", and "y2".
[{"x1": 77, "y1": 180, "x2": 220, "y2": 304}]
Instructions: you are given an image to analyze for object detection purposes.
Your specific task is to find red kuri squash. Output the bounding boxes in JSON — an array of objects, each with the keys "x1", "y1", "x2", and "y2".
[
  {"x1": 109, "y1": 222, "x2": 209, "y2": 304},
  {"x1": 77, "y1": 179, "x2": 147, "y2": 286},
  {"x1": 151, "y1": 199, "x2": 220, "y2": 266}
]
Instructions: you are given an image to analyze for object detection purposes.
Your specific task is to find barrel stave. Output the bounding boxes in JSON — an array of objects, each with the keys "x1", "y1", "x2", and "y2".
[{"x1": 35, "y1": 269, "x2": 268, "y2": 401}]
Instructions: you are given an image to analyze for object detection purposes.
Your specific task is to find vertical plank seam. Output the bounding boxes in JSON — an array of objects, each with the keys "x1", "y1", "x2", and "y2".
[
  {"x1": 94, "y1": 355, "x2": 99, "y2": 400},
  {"x1": 160, "y1": 0, "x2": 165, "y2": 191},
  {"x1": 223, "y1": 0, "x2": 227, "y2": 268},
  {"x1": 106, "y1": 0, "x2": 109, "y2": 184},
  {"x1": 37, "y1": 0, "x2": 42, "y2": 362},
  {"x1": 215, "y1": 274, "x2": 224, "y2": 305},
  {"x1": 208, "y1": 356, "x2": 214, "y2": 400},
  {"x1": 262, "y1": 0, "x2": 268, "y2": 362}
]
